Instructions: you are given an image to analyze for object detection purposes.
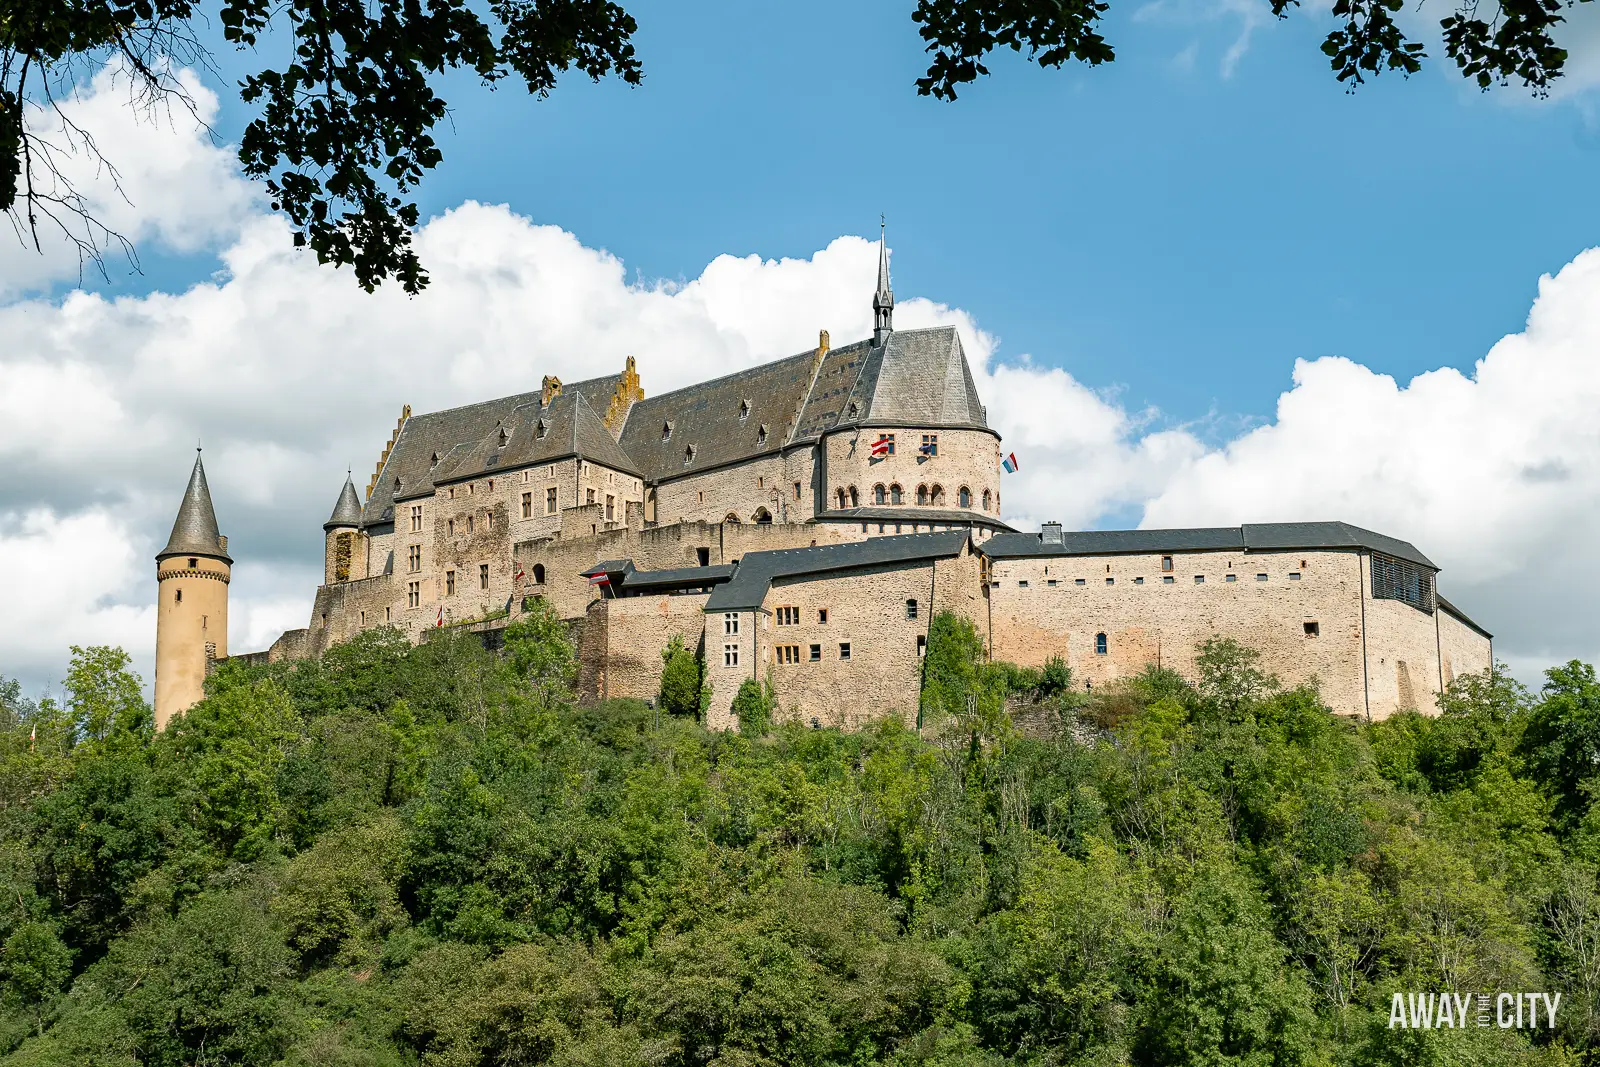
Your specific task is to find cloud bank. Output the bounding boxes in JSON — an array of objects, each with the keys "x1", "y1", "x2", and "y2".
[{"x1": 2, "y1": 67, "x2": 1595, "y2": 696}]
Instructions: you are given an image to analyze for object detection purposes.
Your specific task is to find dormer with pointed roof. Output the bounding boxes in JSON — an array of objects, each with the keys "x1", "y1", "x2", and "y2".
[{"x1": 157, "y1": 452, "x2": 231, "y2": 563}]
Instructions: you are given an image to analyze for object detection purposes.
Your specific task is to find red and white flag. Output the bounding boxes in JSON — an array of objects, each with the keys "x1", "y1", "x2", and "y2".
[
  {"x1": 869, "y1": 435, "x2": 891, "y2": 457},
  {"x1": 514, "y1": 564, "x2": 525, "y2": 582},
  {"x1": 435, "y1": 606, "x2": 444, "y2": 628},
  {"x1": 588, "y1": 573, "x2": 611, "y2": 586}
]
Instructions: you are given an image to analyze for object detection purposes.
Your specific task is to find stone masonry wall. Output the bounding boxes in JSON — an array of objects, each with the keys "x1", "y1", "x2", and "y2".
[
  {"x1": 1439, "y1": 608, "x2": 1492, "y2": 687},
  {"x1": 577, "y1": 593, "x2": 710, "y2": 703},
  {"x1": 820, "y1": 427, "x2": 1002, "y2": 521}
]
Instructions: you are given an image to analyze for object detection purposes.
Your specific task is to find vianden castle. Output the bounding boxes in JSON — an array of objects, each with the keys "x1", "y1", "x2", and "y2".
[{"x1": 152, "y1": 237, "x2": 1492, "y2": 731}]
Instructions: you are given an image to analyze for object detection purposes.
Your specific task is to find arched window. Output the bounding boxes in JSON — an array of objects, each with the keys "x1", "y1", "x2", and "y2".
[
  {"x1": 724, "y1": 512, "x2": 742, "y2": 524},
  {"x1": 959, "y1": 486, "x2": 971, "y2": 508},
  {"x1": 753, "y1": 507, "x2": 772, "y2": 524},
  {"x1": 916, "y1": 485, "x2": 928, "y2": 506},
  {"x1": 890, "y1": 484, "x2": 902, "y2": 505},
  {"x1": 930, "y1": 484, "x2": 944, "y2": 505},
  {"x1": 1095, "y1": 632, "x2": 1108, "y2": 655},
  {"x1": 874, "y1": 484, "x2": 886, "y2": 505},
  {"x1": 848, "y1": 486, "x2": 859, "y2": 508},
  {"x1": 836, "y1": 488, "x2": 847, "y2": 509},
  {"x1": 982, "y1": 489, "x2": 991, "y2": 511},
  {"x1": 532, "y1": 563, "x2": 546, "y2": 584}
]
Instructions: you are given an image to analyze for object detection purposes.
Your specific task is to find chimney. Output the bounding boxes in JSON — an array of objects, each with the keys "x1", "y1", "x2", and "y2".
[
  {"x1": 1040, "y1": 522, "x2": 1063, "y2": 545},
  {"x1": 542, "y1": 375, "x2": 562, "y2": 406}
]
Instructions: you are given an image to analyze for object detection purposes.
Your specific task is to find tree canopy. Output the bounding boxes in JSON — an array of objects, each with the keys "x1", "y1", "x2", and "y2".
[
  {"x1": 3, "y1": 616, "x2": 1600, "y2": 1063},
  {"x1": 2, "y1": 0, "x2": 1583, "y2": 292}
]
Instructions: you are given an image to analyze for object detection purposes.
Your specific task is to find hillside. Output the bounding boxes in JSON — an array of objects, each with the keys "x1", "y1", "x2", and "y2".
[{"x1": 1, "y1": 608, "x2": 1597, "y2": 1066}]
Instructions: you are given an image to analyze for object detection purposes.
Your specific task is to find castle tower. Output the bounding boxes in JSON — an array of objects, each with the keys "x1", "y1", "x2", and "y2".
[
  {"x1": 872, "y1": 222, "x2": 894, "y2": 347},
  {"x1": 154, "y1": 451, "x2": 231, "y2": 730},
  {"x1": 324, "y1": 474, "x2": 364, "y2": 584}
]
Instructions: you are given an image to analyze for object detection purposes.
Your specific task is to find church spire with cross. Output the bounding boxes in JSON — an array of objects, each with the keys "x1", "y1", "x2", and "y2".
[{"x1": 872, "y1": 220, "x2": 894, "y2": 347}]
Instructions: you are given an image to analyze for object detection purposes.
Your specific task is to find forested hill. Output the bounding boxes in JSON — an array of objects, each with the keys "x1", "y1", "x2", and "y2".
[{"x1": 3, "y1": 608, "x2": 1600, "y2": 1066}]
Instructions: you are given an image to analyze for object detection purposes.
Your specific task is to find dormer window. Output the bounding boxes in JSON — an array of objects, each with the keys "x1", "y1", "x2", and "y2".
[
  {"x1": 848, "y1": 402, "x2": 858, "y2": 418},
  {"x1": 739, "y1": 399, "x2": 750, "y2": 422},
  {"x1": 757, "y1": 424, "x2": 768, "y2": 446},
  {"x1": 662, "y1": 421, "x2": 673, "y2": 442},
  {"x1": 683, "y1": 445, "x2": 696, "y2": 466},
  {"x1": 536, "y1": 419, "x2": 548, "y2": 440},
  {"x1": 430, "y1": 452, "x2": 439, "y2": 466},
  {"x1": 497, "y1": 428, "x2": 509, "y2": 447},
  {"x1": 393, "y1": 477, "x2": 402, "y2": 493}
]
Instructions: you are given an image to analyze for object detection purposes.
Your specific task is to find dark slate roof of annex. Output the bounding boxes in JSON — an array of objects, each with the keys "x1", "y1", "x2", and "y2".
[
  {"x1": 362, "y1": 372, "x2": 627, "y2": 525},
  {"x1": 619, "y1": 564, "x2": 737, "y2": 591},
  {"x1": 160, "y1": 454, "x2": 231, "y2": 562},
  {"x1": 1438, "y1": 596, "x2": 1493, "y2": 639},
  {"x1": 819, "y1": 506, "x2": 1014, "y2": 531},
  {"x1": 705, "y1": 530, "x2": 969, "y2": 612},
  {"x1": 980, "y1": 521, "x2": 1435, "y2": 570}
]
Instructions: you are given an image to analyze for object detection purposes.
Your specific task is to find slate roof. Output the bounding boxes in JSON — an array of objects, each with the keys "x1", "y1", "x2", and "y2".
[
  {"x1": 1438, "y1": 596, "x2": 1493, "y2": 639},
  {"x1": 818, "y1": 506, "x2": 1014, "y2": 531},
  {"x1": 980, "y1": 521, "x2": 1435, "y2": 570},
  {"x1": 705, "y1": 530, "x2": 969, "y2": 612},
  {"x1": 618, "y1": 564, "x2": 737, "y2": 593},
  {"x1": 430, "y1": 389, "x2": 640, "y2": 486},
  {"x1": 325, "y1": 476, "x2": 364, "y2": 529},
  {"x1": 620, "y1": 352, "x2": 819, "y2": 481},
  {"x1": 159, "y1": 454, "x2": 231, "y2": 563},
  {"x1": 362, "y1": 371, "x2": 627, "y2": 526}
]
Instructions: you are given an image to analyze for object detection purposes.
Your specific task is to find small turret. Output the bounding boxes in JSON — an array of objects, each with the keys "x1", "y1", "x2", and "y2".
[
  {"x1": 324, "y1": 473, "x2": 365, "y2": 585},
  {"x1": 154, "y1": 451, "x2": 231, "y2": 730},
  {"x1": 872, "y1": 222, "x2": 894, "y2": 347}
]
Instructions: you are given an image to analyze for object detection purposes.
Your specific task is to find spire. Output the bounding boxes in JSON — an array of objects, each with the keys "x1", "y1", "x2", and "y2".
[
  {"x1": 872, "y1": 220, "x2": 894, "y2": 347},
  {"x1": 157, "y1": 451, "x2": 231, "y2": 563},
  {"x1": 325, "y1": 473, "x2": 364, "y2": 530}
]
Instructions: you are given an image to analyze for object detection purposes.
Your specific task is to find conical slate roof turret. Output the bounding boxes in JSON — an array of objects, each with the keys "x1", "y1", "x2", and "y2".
[
  {"x1": 325, "y1": 474, "x2": 364, "y2": 530},
  {"x1": 157, "y1": 452, "x2": 231, "y2": 563}
]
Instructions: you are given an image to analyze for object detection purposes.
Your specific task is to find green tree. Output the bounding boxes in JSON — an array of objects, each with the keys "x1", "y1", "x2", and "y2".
[
  {"x1": 62, "y1": 646, "x2": 149, "y2": 745},
  {"x1": 732, "y1": 677, "x2": 773, "y2": 737},
  {"x1": 1523, "y1": 660, "x2": 1600, "y2": 834},
  {"x1": 658, "y1": 635, "x2": 703, "y2": 720}
]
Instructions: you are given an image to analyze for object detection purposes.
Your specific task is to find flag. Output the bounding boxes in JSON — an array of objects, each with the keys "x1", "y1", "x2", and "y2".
[
  {"x1": 869, "y1": 435, "x2": 891, "y2": 458},
  {"x1": 435, "y1": 606, "x2": 444, "y2": 628},
  {"x1": 588, "y1": 573, "x2": 610, "y2": 586},
  {"x1": 514, "y1": 564, "x2": 525, "y2": 582},
  {"x1": 1002, "y1": 452, "x2": 1019, "y2": 473}
]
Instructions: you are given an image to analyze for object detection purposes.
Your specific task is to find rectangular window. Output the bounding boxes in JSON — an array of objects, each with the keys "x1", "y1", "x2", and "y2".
[
  {"x1": 724, "y1": 612, "x2": 740, "y2": 636},
  {"x1": 1225, "y1": 574, "x2": 1237, "y2": 583},
  {"x1": 546, "y1": 487, "x2": 557, "y2": 514},
  {"x1": 917, "y1": 634, "x2": 927, "y2": 657},
  {"x1": 1370, "y1": 552, "x2": 1435, "y2": 613},
  {"x1": 485, "y1": 511, "x2": 493, "y2": 530},
  {"x1": 1194, "y1": 575, "x2": 1205, "y2": 584},
  {"x1": 586, "y1": 488, "x2": 595, "y2": 505},
  {"x1": 884, "y1": 433, "x2": 896, "y2": 455},
  {"x1": 466, "y1": 516, "x2": 473, "y2": 534},
  {"x1": 697, "y1": 547, "x2": 711, "y2": 566},
  {"x1": 408, "y1": 544, "x2": 422, "y2": 572},
  {"x1": 480, "y1": 563, "x2": 490, "y2": 590},
  {"x1": 1289, "y1": 572, "x2": 1302, "y2": 581},
  {"x1": 407, "y1": 581, "x2": 420, "y2": 608},
  {"x1": 776, "y1": 606, "x2": 798, "y2": 626},
  {"x1": 776, "y1": 645, "x2": 799, "y2": 665},
  {"x1": 1256, "y1": 573, "x2": 1268, "y2": 582},
  {"x1": 411, "y1": 505, "x2": 424, "y2": 532},
  {"x1": 724, "y1": 643, "x2": 740, "y2": 667},
  {"x1": 839, "y1": 642, "x2": 851, "y2": 661},
  {"x1": 1161, "y1": 555, "x2": 1173, "y2": 572},
  {"x1": 757, "y1": 477, "x2": 764, "y2": 489},
  {"x1": 522, "y1": 492, "x2": 533, "y2": 518},
  {"x1": 1105, "y1": 577, "x2": 1114, "y2": 586},
  {"x1": 1163, "y1": 576, "x2": 1175, "y2": 584},
  {"x1": 1074, "y1": 578, "x2": 1086, "y2": 586},
  {"x1": 809, "y1": 643, "x2": 821, "y2": 662},
  {"x1": 445, "y1": 570, "x2": 455, "y2": 595},
  {"x1": 1018, "y1": 580, "x2": 1029, "y2": 588},
  {"x1": 360, "y1": 611, "x2": 366, "y2": 627},
  {"x1": 385, "y1": 606, "x2": 391, "y2": 623},
  {"x1": 447, "y1": 519, "x2": 455, "y2": 537},
  {"x1": 905, "y1": 598, "x2": 918, "y2": 620},
  {"x1": 1134, "y1": 577, "x2": 1144, "y2": 585},
  {"x1": 921, "y1": 433, "x2": 938, "y2": 457},
  {"x1": 698, "y1": 490, "x2": 705, "y2": 503},
  {"x1": 818, "y1": 608, "x2": 828, "y2": 624},
  {"x1": 794, "y1": 482, "x2": 801, "y2": 499},
  {"x1": 1304, "y1": 621, "x2": 1320, "y2": 637},
  {"x1": 605, "y1": 495, "x2": 615, "y2": 521}
]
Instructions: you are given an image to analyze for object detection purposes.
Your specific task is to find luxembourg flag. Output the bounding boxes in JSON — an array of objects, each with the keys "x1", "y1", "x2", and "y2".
[{"x1": 1002, "y1": 452, "x2": 1019, "y2": 474}]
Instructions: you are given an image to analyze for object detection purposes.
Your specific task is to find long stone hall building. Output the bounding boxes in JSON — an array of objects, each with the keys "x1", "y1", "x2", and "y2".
[{"x1": 152, "y1": 238, "x2": 1491, "y2": 731}]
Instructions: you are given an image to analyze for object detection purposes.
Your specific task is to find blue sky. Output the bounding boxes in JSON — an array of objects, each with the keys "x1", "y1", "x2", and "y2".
[{"x1": 115, "y1": 0, "x2": 1600, "y2": 431}]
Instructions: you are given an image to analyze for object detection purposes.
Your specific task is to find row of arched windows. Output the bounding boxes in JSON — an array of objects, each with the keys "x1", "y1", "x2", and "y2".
[{"x1": 832, "y1": 483, "x2": 996, "y2": 512}]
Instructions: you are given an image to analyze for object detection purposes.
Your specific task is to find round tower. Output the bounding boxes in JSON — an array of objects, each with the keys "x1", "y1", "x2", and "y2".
[
  {"x1": 154, "y1": 451, "x2": 231, "y2": 730},
  {"x1": 324, "y1": 473, "x2": 365, "y2": 584}
]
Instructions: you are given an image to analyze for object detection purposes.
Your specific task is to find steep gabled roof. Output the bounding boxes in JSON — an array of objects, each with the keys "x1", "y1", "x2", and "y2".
[
  {"x1": 362, "y1": 371, "x2": 630, "y2": 525},
  {"x1": 158, "y1": 454, "x2": 231, "y2": 563},
  {"x1": 706, "y1": 530, "x2": 969, "y2": 612},
  {"x1": 429, "y1": 389, "x2": 641, "y2": 486}
]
